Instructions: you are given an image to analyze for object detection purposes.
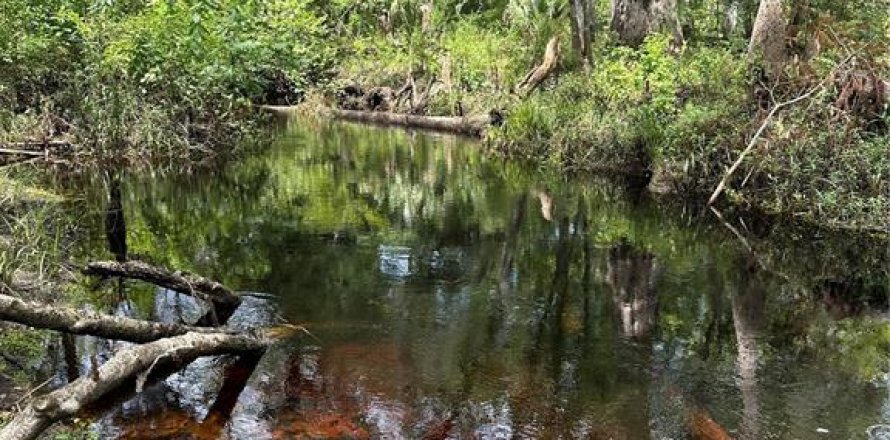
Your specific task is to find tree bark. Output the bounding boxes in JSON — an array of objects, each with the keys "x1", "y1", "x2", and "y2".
[
  {"x1": 83, "y1": 260, "x2": 241, "y2": 326},
  {"x1": 331, "y1": 109, "x2": 494, "y2": 137},
  {"x1": 0, "y1": 332, "x2": 267, "y2": 440},
  {"x1": 517, "y1": 36, "x2": 561, "y2": 96},
  {"x1": 0, "y1": 293, "x2": 227, "y2": 343},
  {"x1": 610, "y1": 0, "x2": 684, "y2": 47},
  {"x1": 607, "y1": 240, "x2": 660, "y2": 340},
  {"x1": 748, "y1": 0, "x2": 786, "y2": 77},
  {"x1": 723, "y1": 0, "x2": 741, "y2": 37},
  {"x1": 570, "y1": 0, "x2": 596, "y2": 67}
]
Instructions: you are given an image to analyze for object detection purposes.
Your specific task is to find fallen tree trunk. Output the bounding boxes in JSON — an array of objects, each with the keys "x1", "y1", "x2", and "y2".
[
  {"x1": 0, "y1": 332, "x2": 267, "y2": 440},
  {"x1": 0, "y1": 293, "x2": 229, "y2": 343},
  {"x1": 84, "y1": 261, "x2": 241, "y2": 326},
  {"x1": 331, "y1": 109, "x2": 493, "y2": 137}
]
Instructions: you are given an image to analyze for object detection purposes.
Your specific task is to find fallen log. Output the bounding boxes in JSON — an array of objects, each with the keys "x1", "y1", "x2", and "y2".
[
  {"x1": 0, "y1": 148, "x2": 46, "y2": 157},
  {"x1": 331, "y1": 109, "x2": 493, "y2": 137},
  {"x1": 0, "y1": 293, "x2": 228, "y2": 343},
  {"x1": 0, "y1": 331, "x2": 267, "y2": 440},
  {"x1": 83, "y1": 260, "x2": 241, "y2": 326}
]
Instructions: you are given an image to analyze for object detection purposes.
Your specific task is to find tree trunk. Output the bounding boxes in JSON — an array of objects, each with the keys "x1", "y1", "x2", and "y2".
[
  {"x1": 748, "y1": 0, "x2": 786, "y2": 77},
  {"x1": 0, "y1": 332, "x2": 267, "y2": 440},
  {"x1": 610, "y1": 0, "x2": 684, "y2": 47},
  {"x1": 570, "y1": 0, "x2": 596, "y2": 67},
  {"x1": 84, "y1": 260, "x2": 241, "y2": 326},
  {"x1": 723, "y1": 0, "x2": 741, "y2": 37},
  {"x1": 0, "y1": 293, "x2": 227, "y2": 343}
]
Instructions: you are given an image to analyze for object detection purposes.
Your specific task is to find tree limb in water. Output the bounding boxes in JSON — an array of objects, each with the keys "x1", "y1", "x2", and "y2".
[
  {"x1": 0, "y1": 332, "x2": 267, "y2": 440},
  {"x1": 516, "y1": 37, "x2": 561, "y2": 96},
  {"x1": 0, "y1": 293, "x2": 230, "y2": 343},
  {"x1": 83, "y1": 260, "x2": 241, "y2": 326}
]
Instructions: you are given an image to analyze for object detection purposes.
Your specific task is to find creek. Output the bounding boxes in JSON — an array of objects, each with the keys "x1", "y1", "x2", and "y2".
[{"x1": 48, "y1": 119, "x2": 890, "y2": 439}]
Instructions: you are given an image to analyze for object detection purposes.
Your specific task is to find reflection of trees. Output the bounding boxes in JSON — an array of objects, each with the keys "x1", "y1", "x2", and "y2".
[
  {"x1": 105, "y1": 175, "x2": 127, "y2": 262},
  {"x1": 607, "y1": 238, "x2": 659, "y2": 340},
  {"x1": 815, "y1": 278, "x2": 889, "y2": 319},
  {"x1": 731, "y1": 257, "x2": 766, "y2": 440},
  {"x1": 54, "y1": 119, "x2": 890, "y2": 438}
]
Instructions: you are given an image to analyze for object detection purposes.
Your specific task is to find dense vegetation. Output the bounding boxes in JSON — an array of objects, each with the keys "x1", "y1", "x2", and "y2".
[
  {"x1": 0, "y1": 0, "x2": 331, "y2": 159},
  {"x1": 1, "y1": 2, "x2": 888, "y2": 438},
  {"x1": 1, "y1": 0, "x2": 887, "y2": 229}
]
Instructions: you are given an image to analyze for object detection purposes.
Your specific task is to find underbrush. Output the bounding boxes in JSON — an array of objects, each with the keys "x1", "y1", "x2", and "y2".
[
  {"x1": 0, "y1": 1, "x2": 333, "y2": 161},
  {"x1": 335, "y1": 18, "x2": 889, "y2": 231},
  {"x1": 490, "y1": 33, "x2": 888, "y2": 231},
  {"x1": 492, "y1": 37, "x2": 750, "y2": 175}
]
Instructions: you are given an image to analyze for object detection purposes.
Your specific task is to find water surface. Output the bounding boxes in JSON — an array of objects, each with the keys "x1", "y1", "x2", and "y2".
[{"x1": 61, "y1": 119, "x2": 890, "y2": 439}]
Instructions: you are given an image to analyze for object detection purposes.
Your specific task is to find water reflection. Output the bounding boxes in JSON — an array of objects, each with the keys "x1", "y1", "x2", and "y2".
[{"x1": 59, "y1": 120, "x2": 890, "y2": 439}]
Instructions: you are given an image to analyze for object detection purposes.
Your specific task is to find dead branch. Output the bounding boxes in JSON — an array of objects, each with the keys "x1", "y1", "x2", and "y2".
[
  {"x1": 708, "y1": 72, "x2": 839, "y2": 205},
  {"x1": 83, "y1": 260, "x2": 241, "y2": 326},
  {"x1": 0, "y1": 293, "x2": 227, "y2": 343},
  {"x1": 0, "y1": 332, "x2": 267, "y2": 440},
  {"x1": 410, "y1": 78, "x2": 439, "y2": 115},
  {"x1": 516, "y1": 37, "x2": 561, "y2": 96}
]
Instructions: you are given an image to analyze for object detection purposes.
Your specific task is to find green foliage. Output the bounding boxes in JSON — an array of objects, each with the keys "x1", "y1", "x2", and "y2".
[
  {"x1": 0, "y1": 0, "x2": 334, "y2": 159},
  {"x1": 493, "y1": 34, "x2": 749, "y2": 176}
]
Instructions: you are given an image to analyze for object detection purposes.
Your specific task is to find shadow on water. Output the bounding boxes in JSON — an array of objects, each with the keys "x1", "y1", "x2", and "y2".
[{"x1": 45, "y1": 118, "x2": 890, "y2": 439}]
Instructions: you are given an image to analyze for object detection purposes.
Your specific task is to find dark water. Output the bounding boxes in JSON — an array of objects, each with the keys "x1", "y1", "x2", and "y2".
[{"x1": 59, "y1": 119, "x2": 890, "y2": 439}]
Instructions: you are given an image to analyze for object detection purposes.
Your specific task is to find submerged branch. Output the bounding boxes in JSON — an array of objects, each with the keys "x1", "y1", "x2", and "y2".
[
  {"x1": 0, "y1": 332, "x2": 267, "y2": 440},
  {"x1": 83, "y1": 260, "x2": 241, "y2": 326}
]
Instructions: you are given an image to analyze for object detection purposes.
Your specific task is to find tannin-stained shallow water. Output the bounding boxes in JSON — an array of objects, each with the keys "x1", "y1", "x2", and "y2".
[{"x1": 53, "y1": 119, "x2": 890, "y2": 439}]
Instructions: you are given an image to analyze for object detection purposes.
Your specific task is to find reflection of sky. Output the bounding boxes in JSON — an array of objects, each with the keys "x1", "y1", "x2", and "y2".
[
  {"x1": 363, "y1": 396, "x2": 407, "y2": 438},
  {"x1": 472, "y1": 399, "x2": 514, "y2": 439},
  {"x1": 378, "y1": 245, "x2": 413, "y2": 279}
]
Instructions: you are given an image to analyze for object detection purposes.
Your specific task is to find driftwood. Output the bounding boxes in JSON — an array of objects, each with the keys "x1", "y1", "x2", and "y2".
[
  {"x1": 84, "y1": 260, "x2": 241, "y2": 326},
  {"x1": 0, "y1": 293, "x2": 229, "y2": 343},
  {"x1": 332, "y1": 109, "x2": 495, "y2": 137},
  {"x1": 0, "y1": 331, "x2": 267, "y2": 440},
  {"x1": 516, "y1": 37, "x2": 561, "y2": 96}
]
